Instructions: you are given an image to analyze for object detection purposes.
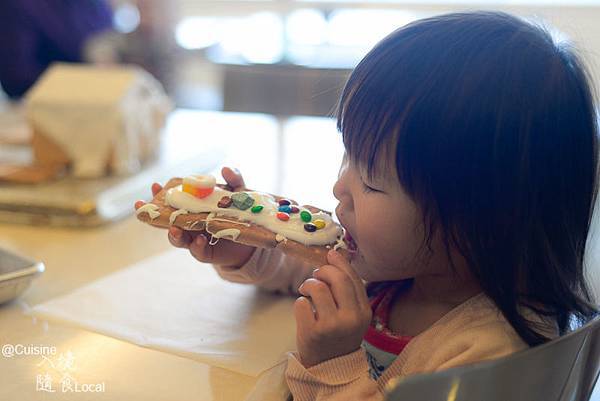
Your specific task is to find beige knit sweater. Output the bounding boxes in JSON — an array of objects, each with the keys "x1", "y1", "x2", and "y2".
[{"x1": 214, "y1": 248, "x2": 542, "y2": 401}]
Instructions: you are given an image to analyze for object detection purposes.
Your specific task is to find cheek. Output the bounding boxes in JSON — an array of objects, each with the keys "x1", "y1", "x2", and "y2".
[{"x1": 354, "y1": 204, "x2": 424, "y2": 275}]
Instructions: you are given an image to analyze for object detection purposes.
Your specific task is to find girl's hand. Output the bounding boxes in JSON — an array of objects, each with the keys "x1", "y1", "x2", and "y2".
[
  {"x1": 135, "y1": 167, "x2": 256, "y2": 268},
  {"x1": 294, "y1": 250, "x2": 372, "y2": 368}
]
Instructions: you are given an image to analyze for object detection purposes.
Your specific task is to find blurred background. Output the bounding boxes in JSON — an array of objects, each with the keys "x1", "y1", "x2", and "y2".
[
  {"x1": 2, "y1": 0, "x2": 599, "y2": 116},
  {"x1": 157, "y1": 0, "x2": 600, "y2": 115},
  {"x1": 121, "y1": 0, "x2": 600, "y2": 115}
]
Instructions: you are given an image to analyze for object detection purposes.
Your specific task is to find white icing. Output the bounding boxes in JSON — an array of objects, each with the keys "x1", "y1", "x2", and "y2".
[
  {"x1": 333, "y1": 236, "x2": 348, "y2": 251},
  {"x1": 169, "y1": 209, "x2": 189, "y2": 224},
  {"x1": 275, "y1": 234, "x2": 287, "y2": 243},
  {"x1": 188, "y1": 220, "x2": 202, "y2": 230},
  {"x1": 136, "y1": 203, "x2": 160, "y2": 219},
  {"x1": 206, "y1": 214, "x2": 251, "y2": 227},
  {"x1": 208, "y1": 236, "x2": 220, "y2": 246},
  {"x1": 165, "y1": 184, "x2": 342, "y2": 246},
  {"x1": 183, "y1": 175, "x2": 216, "y2": 189},
  {"x1": 212, "y1": 229, "x2": 241, "y2": 241}
]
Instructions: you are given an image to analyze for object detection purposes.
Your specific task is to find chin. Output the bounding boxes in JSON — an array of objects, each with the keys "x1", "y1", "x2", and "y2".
[
  {"x1": 349, "y1": 254, "x2": 374, "y2": 281},
  {"x1": 350, "y1": 253, "x2": 406, "y2": 283}
]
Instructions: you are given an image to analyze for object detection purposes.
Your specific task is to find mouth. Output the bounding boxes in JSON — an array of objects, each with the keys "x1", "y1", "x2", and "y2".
[
  {"x1": 335, "y1": 208, "x2": 358, "y2": 256},
  {"x1": 343, "y1": 229, "x2": 359, "y2": 255}
]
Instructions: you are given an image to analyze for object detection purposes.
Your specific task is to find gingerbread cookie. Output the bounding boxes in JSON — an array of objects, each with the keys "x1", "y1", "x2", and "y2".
[{"x1": 136, "y1": 175, "x2": 350, "y2": 266}]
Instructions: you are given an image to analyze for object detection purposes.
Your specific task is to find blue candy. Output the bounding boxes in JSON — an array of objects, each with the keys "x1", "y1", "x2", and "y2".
[{"x1": 278, "y1": 205, "x2": 292, "y2": 213}]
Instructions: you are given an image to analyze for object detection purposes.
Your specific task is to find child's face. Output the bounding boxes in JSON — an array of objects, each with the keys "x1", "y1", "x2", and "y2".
[{"x1": 333, "y1": 153, "x2": 428, "y2": 282}]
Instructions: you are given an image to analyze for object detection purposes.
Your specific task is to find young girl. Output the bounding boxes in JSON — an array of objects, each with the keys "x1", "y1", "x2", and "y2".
[{"x1": 161, "y1": 11, "x2": 599, "y2": 400}]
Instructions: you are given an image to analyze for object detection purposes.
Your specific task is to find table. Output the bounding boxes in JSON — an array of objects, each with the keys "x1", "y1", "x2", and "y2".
[{"x1": 0, "y1": 110, "x2": 345, "y2": 400}]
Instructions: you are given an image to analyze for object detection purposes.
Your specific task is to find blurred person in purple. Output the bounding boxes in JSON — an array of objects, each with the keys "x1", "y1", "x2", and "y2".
[{"x1": 0, "y1": 0, "x2": 114, "y2": 99}]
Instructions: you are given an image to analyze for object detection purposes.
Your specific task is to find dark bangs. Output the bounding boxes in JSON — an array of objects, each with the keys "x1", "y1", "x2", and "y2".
[
  {"x1": 337, "y1": 11, "x2": 599, "y2": 346},
  {"x1": 336, "y1": 25, "x2": 423, "y2": 181}
]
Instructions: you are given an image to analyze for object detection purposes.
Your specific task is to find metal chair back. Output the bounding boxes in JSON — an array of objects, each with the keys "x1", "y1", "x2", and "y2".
[{"x1": 385, "y1": 316, "x2": 600, "y2": 401}]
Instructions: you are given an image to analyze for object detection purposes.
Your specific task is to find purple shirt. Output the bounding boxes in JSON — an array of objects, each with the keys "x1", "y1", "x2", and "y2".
[{"x1": 0, "y1": 0, "x2": 113, "y2": 98}]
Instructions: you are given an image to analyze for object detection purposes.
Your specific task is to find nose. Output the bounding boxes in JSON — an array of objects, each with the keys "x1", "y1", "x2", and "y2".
[
  {"x1": 333, "y1": 177, "x2": 343, "y2": 202},
  {"x1": 333, "y1": 154, "x2": 353, "y2": 215},
  {"x1": 333, "y1": 172, "x2": 353, "y2": 220},
  {"x1": 333, "y1": 154, "x2": 348, "y2": 202}
]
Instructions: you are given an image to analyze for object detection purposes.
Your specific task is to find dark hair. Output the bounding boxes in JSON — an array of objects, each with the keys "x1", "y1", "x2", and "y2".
[{"x1": 337, "y1": 11, "x2": 599, "y2": 346}]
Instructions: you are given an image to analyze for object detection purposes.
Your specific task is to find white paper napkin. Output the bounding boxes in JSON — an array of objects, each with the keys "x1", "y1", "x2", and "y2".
[{"x1": 31, "y1": 249, "x2": 297, "y2": 377}]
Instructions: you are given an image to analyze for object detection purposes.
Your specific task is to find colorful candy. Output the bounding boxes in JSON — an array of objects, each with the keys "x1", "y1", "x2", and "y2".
[
  {"x1": 251, "y1": 205, "x2": 264, "y2": 214},
  {"x1": 218, "y1": 196, "x2": 232, "y2": 208},
  {"x1": 278, "y1": 205, "x2": 292, "y2": 213},
  {"x1": 231, "y1": 192, "x2": 255, "y2": 210},
  {"x1": 300, "y1": 210, "x2": 312, "y2": 223},
  {"x1": 314, "y1": 219, "x2": 326, "y2": 230},
  {"x1": 277, "y1": 212, "x2": 290, "y2": 221},
  {"x1": 304, "y1": 223, "x2": 317, "y2": 232},
  {"x1": 278, "y1": 199, "x2": 291, "y2": 206},
  {"x1": 182, "y1": 175, "x2": 216, "y2": 199},
  {"x1": 290, "y1": 206, "x2": 300, "y2": 214}
]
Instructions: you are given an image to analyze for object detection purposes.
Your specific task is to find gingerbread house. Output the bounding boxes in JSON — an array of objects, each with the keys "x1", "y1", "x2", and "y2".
[{"x1": 24, "y1": 63, "x2": 171, "y2": 179}]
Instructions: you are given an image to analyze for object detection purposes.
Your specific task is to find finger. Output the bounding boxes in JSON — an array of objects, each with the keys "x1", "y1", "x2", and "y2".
[
  {"x1": 298, "y1": 278, "x2": 338, "y2": 319},
  {"x1": 168, "y1": 226, "x2": 195, "y2": 249},
  {"x1": 327, "y1": 250, "x2": 369, "y2": 306},
  {"x1": 188, "y1": 234, "x2": 247, "y2": 265},
  {"x1": 188, "y1": 234, "x2": 214, "y2": 262},
  {"x1": 294, "y1": 296, "x2": 317, "y2": 328},
  {"x1": 151, "y1": 183, "x2": 163, "y2": 197},
  {"x1": 313, "y1": 265, "x2": 360, "y2": 310},
  {"x1": 207, "y1": 242, "x2": 253, "y2": 267},
  {"x1": 134, "y1": 200, "x2": 145, "y2": 210},
  {"x1": 221, "y1": 167, "x2": 246, "y2": 191},
  {"x1": 327, "y1": 249, "x2": 362, "y2": 283}
]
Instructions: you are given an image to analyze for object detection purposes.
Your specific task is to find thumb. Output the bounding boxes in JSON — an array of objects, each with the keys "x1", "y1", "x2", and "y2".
[
  {"x1": 221, "y1": 167, "x2": 246, "y2": 191},
  {"x1": 327, "y1": 249, "x2": 369, "y2": 305},
  {"x1": 327, "y1": 249, "x2": 351, "y2": 265},
  {"x1": 327, "y1": 250, "x2": 361, "y2": 282}
]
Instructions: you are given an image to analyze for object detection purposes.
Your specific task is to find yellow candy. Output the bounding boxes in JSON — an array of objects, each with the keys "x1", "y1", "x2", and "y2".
[
  {"x1": 314, "y1": 219, "x2": 326, "y2": 230},
  {"x1": 183, "y1": 183, "x2": 196, "y2": 195}
]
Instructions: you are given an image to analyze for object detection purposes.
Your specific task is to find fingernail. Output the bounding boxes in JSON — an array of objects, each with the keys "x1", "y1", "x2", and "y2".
[
  {"x1": 312, "y1": 268, "x2": 319, "y2": 277},
  {"x1": 232, "y1": 167, "x2": 241, "y2": 175}
]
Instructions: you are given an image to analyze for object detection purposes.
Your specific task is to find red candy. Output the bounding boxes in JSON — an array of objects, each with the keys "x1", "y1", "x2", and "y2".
[{"x1": 277, "y1": 212, "x2": 290, "y2": 221}]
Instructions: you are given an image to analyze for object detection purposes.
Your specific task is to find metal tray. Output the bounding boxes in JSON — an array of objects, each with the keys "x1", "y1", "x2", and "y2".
[{"x1": 0, "y1": 248, "x2": 44, "y2": 304}]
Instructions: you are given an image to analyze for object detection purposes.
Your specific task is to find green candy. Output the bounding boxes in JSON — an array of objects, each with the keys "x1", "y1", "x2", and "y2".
[
  {"x1": 251, "y1": 205, "x2": 264, "y2": 214},
  {"x1": 231, "y1": 192, "x2": 255, "y2": 210},
  {"x1": 300, "y1": 210, "x2": 312, "y2": 223}
]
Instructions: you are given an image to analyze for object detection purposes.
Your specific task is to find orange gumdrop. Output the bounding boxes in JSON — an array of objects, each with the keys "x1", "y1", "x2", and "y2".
[{"x1": 195, "y1": 187, "x2": 214, "y2": 199}]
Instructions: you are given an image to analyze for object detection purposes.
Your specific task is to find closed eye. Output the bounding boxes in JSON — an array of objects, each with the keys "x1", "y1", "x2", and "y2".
[{"x1": 361, "y1": 181, "x2": 382, "y2": 194}]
